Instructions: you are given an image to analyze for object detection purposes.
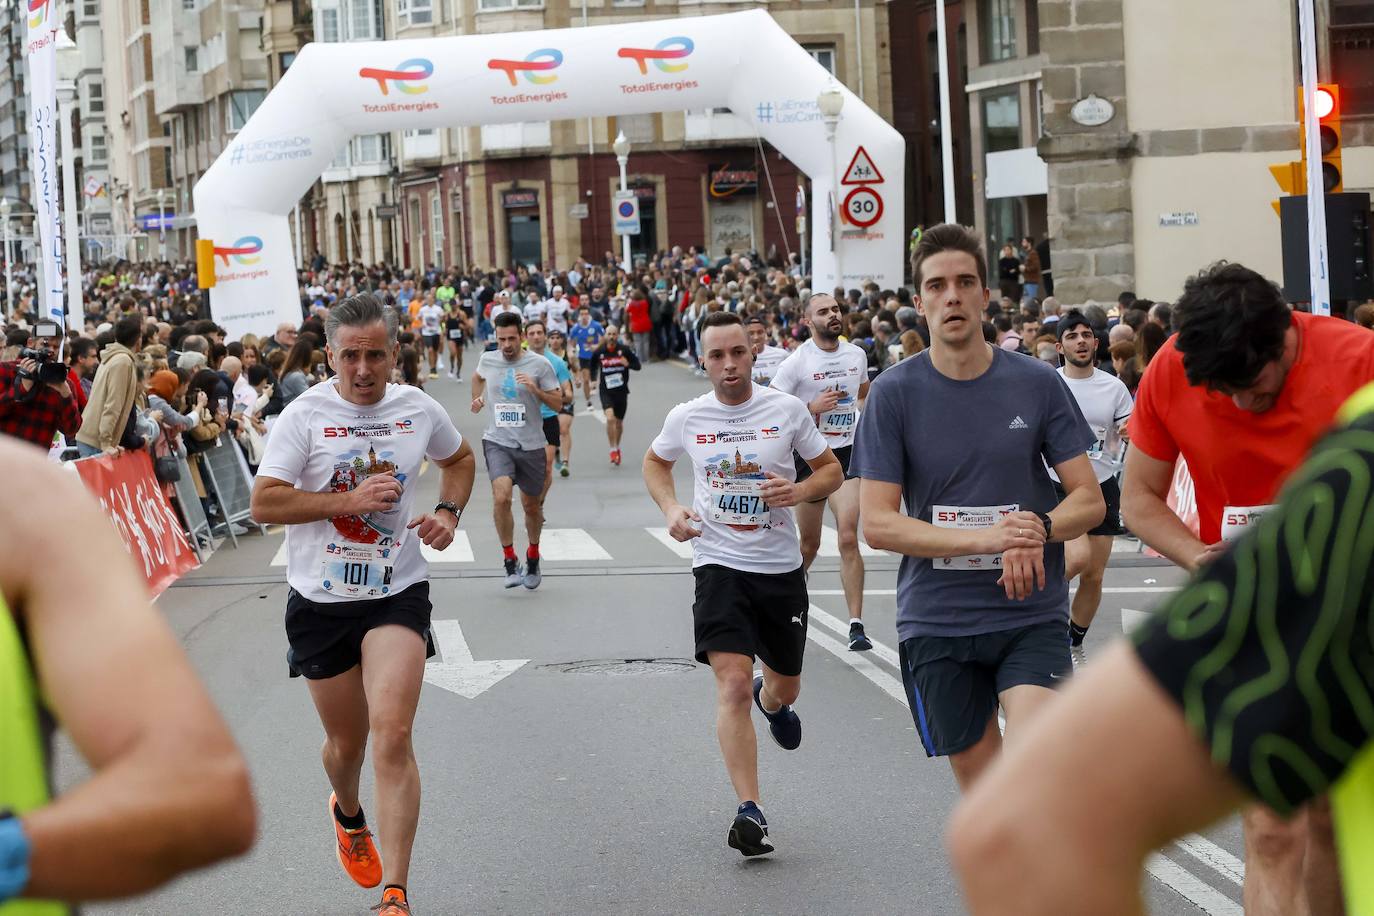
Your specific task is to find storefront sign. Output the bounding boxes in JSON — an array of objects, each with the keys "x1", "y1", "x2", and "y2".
[
  {"x1": 502, "y1": 190, "x2": 539, "y2": 209},
  {"x1": 709, "y1": 163, "x2": 757, "y2": 197},
  {"x1": 72, "y1": 449, "x2": 199, "y2": 596}
]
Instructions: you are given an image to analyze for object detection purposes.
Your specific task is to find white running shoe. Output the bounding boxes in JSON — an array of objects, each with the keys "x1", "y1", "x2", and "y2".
[{"x1": 1070, "y1": 644, "x2": 1087, "y2": 670}]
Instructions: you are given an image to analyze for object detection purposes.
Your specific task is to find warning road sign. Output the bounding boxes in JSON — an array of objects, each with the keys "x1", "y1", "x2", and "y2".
[
  {"x1": 842, "y1": 186, "x2": 883, "y2": 228},
  {"x1": 841, "y1": 147, "x2": 884, "y2": 185}
]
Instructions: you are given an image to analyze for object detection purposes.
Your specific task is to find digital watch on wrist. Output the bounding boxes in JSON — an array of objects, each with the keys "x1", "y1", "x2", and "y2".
[
  {"x1": 0, "y1": 810, "x2": 33, "y2": 904},
  {"x1": 435, "y1": 501, "x2": 462, "y2": 524}
]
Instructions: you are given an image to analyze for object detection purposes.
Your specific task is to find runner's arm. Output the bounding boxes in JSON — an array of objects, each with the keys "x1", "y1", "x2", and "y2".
[
  {"x1": 532, "y1": 384, "x2": 564, "y2": 411},
  {"x1": 435, "y1": 439, "x2": 476, "y2": 515},
  {"x1": 250, "y1": 474, "x2": 395, "y2": 525},
  {"x1": 860, "y1": 479, "x2": 1039, "y2": 558},
  {"x1": 4, "y1": 442, "x2": 255, "y2": 900},
  {"x1": 643, "y1": 450, "x2": 682, "y2": 514},
  {"x1": 1046, "y1": 453, "x2": 1105, "y2": 542},
  {"x1": 1120, "y1": 446, "x2": 1207, "y2": 570},
  {"x1": 797, "y1": 448, "x2": 843, "y2": 503},
  {"x1": 947, "y1": 643, "x2": 1245, "y2": 916}
]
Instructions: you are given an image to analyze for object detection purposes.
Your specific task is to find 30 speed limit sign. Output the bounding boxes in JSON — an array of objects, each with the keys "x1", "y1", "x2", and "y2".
[{"x1": 842, "y1": 186, "x2": 883, "y2": 229}]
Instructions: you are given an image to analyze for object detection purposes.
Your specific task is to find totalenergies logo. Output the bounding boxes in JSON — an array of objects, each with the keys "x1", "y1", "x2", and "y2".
[
  {"x1": 214, "y1": 236, "x2": 264, "y2": 266},
  {"x1": 618, "y1": 36, "x2": 694, "y2": 75},
  {"x1": 358, "y1": 58, "x2": 434, "y2": 96},
  {"x1": 487, "y1": 48, "x2": 563, "y2": 86},
  {"x1": 27, "y1": 0, "x2": 52, "y2": 28}
]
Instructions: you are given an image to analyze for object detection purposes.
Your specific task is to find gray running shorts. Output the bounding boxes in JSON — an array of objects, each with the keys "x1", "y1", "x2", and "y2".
[{"x1": 482, "y1": 438, "x2": 547, "y2": 497}]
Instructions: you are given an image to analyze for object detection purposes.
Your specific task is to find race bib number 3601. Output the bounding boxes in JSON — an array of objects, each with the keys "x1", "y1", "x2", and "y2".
[
  {"x1": 709, "y1": 478, "x2": 770, "y2": 528},
  {"x1": 494, "y1": 402, "x2": 526, "y2": 428},
  {"x1": 933, "y1": 504, "x2": 1017, "y2": 571}
]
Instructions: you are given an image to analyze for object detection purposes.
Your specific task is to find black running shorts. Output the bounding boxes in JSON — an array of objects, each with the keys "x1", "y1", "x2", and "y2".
[
  {"x1": 692, "y1": 564, "x2": 808, "y2": 676},
  {"x1": 285, "y1": 581, "x2": 435, "y2": 680},
  {"x1": 542, "y1": 414, "x2": 560, "y2": 447},
  {"x1": 600, "y1": 388, "x2": 629, "y2": 420},
  {"x1": 422, "y1": 332, "x2": 441, "y2": 350},
  {"x1": 898, "y1": 619, "x2": 1070, "y2": 757},
  {"x1": 1052, "y1": 476, "x2": 1124, "y2": 537},
  {"x1": 793, "y1": 443, "x2": 852, "y2": 490}
]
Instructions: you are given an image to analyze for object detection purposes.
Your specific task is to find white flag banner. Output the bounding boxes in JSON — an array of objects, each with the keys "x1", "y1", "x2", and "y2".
[{"x1": 24, "y1": 0, "x2": 63, "y2": 326}]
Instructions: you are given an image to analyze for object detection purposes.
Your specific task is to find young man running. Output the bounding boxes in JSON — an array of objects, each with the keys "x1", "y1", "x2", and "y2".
[
  {"x1": 252, "y1": 292, "x2": 476, "y2": 916},
  {"x1": 568, "y1": 306, "x2": 605, "y2": 409},
  {"x1": 548, "y1": 328, "x2": 575, "y2": 478},
  {"x1": 524, "y1": 319, "x2": 574, "y2": 496},
  {"x1": 443, "y1": 303, "x2": 469, "y2": 380},
  {"x1": 588, "y1": 324, "x2": 641, "y2": 466},
  {"x1": 769, "y1": 294, "x2": 874, "y2": 651},
  {"x1": 471, "y1": 312, "x2": 562, "y2": 589},
  {"x1": 852, "y1": 224, "x2": 1103, "y2": 791},
  {"x1": 747, "y1": 316, "x2": 787, "y2": 387},
  {"x1": 417, "y1": 295, "x2": 444, "y2": 378},
  {"x1": 1052, "y1": 312, "x2": 1133, "y2": 667},
  {"x1": 1120, "y1": 261, "x2": 1374, "y2": 916},
  {"x1": 644, "y1": 311, "x2": 842, "y2": 857},
  {"x1": 544, "y1": 285, "x2": 572, "y2": 337}
]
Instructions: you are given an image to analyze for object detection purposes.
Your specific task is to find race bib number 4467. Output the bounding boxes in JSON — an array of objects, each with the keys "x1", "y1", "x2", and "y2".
[{"x1": 710, "y1": 477, "x2": 770, "y2": 529}]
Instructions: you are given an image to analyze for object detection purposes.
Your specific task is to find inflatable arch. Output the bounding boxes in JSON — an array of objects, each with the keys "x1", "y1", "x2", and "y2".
[{"x1": 192, "y1": 9, "x2": 905, "y2": 339}]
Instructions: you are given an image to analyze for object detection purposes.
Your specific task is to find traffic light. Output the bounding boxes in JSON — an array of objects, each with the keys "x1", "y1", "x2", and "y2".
[{"x1": 1300, "y1": 83, "x2": 1343, "y2": 193}]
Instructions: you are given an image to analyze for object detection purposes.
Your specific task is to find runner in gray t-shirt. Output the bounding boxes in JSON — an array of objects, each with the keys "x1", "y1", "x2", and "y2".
[
  {"x1": 850, "y1": 224, "x2": 1104, "y2": 792},
  {"x1": 470, "y1": 312, "x2": 562, "y2": 590}
]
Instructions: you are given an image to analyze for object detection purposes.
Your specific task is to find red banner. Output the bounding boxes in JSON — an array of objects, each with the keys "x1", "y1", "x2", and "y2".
[{"x1": 72, "y1": 449, "x2": 199, "y2": 596}]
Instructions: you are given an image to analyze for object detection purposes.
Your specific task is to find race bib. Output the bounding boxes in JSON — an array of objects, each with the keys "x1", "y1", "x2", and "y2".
[
  {"x1": 320, "y1": 539, "x2": 398, "y2": 598},
  {"x1": 819, "y1": 407, "x2": 856, "y2": 435},
  {"x1": 1221, "y1": 504, "x2": 1277, "y2": 543},
  {"x1": 604, "y1": 372, "x2": 624, "y2": 390},
  {"x1": 448, "y1": 328, "x2": 463, "y2": 340},
  {"x1": 709, "y1": 477, "x2": 770, "y2": 528},
  {"x1": 1087, "y1": 425, "x2": 1108, "y2": 460},
  {"x1": 933, "y1": 504, "x2": 1018, "y2": 571},
  {"x1": 494, "y1": 402, "x2": 526, "y2": 428}
]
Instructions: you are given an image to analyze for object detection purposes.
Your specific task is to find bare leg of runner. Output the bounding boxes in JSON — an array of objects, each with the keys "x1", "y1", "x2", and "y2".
[
  {"x1": 795, "y1": 498, "x2": 825, "y2": 570},
  {"x1": 559, "y1": 413, "x2": 573, "y2": 473},
  {"x1": 521, "y1": 488, "x2": 544, "y2": 544},
  {"x1": 493, "y1": 477, "x2": 516, "y2": 546},
  {"x1": 707, "y1": 653, "x2": 801, "y2": 803},
  {"x1": 829, "y1": 478, "x2": 864, "y2": 622},
  {"x1": 1069, "y1": 535, "x2": 1114, "y2": 631},
  {"x1": 306, "y1": 667, "x2": 370, "y2": 818}
]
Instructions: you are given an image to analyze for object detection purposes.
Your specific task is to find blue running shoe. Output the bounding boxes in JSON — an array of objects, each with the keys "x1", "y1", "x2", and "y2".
[
  {"x1": 753, "y1": 673, "x2": 801, "y2": 750},
  {"x1": 849, "y1": 621, "x2": 873, "y2": 652},
  {"x1": 728, "y1": 801, "x2": 774, "y2": 857}
]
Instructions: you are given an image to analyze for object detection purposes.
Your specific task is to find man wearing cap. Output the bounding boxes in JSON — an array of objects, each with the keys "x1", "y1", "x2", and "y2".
[{"x1": 1051, "y1": 312, "x2": 1134, "y2": 667}]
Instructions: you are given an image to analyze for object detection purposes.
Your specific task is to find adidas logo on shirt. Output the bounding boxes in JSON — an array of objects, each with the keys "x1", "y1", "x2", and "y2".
[{"x1": 1008, "y1": 416, "x2": 1029, "y2": 430}]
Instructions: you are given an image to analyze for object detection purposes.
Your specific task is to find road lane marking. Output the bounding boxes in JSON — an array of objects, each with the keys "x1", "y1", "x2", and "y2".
[
  {"x1": 807, "y1": 604, "x2": 901, "y2": 671},
  {"x1": 539, "y1": 528, "x2": 613, "y2": 561},
  {"x1": 1174, "y1": 834, "x2": 1245, "y2": 886},
  {"x1": 645, "y1": 527, "x2": 696, "y2": 559},
  {"x1": 424, "y1": 619, "x2": 528, "y2": 699},
  {"x1": 421, "y1": 532, "x2": 475, "y2": 564},
  {"x1": 804, "y1": 620, "x2": 908, "y2": 708},
  {"x1": 1146, "y1": 853, "x2": 1243, "y2": 914}
]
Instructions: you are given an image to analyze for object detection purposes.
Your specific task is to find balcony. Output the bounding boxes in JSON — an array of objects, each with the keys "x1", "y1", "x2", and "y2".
[
  {"x1": 684, "y1": 109, "x2": 755, "y2": 144},
  {"x1": 402, "y1": 130, "x2": 442, "y2": 163},
  {"x1": 480, "y1": 121, "x2": 551, "y2": 155}
]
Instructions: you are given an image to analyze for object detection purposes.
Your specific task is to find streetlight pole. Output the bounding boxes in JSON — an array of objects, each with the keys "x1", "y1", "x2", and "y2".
[
  {"x1": 0, "y1": 198, "x2": 10, "y2": 322},
  {"x1": 817, "y1": 84, "x2": 845, "y2": 291},
  {"x1": 157, "y1": 188, "x2": 167, "y2": 263},
  {"x1": 613, "y1": 131, "x2": 632, "y2": 273}
]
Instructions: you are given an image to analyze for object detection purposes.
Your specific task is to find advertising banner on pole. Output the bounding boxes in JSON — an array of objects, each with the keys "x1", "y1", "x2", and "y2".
[
  {"x1": 24, "y1": 0, "x2": 64, "y2": 327},
  {"x1": 72, "y1": 450, "x2": 200, "y2": 597}
]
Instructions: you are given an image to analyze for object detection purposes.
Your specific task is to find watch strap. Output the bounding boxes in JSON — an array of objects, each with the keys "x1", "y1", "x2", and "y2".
[
  {"x1": 0, "y1": 812, "x2": 32, "y2": 903},
  {"x1": 1036, "y1": 511, "x2": 1053, "y2": 541},
  {"x1": 435, "y1": 501, "x2": 462, "y2": 522}
]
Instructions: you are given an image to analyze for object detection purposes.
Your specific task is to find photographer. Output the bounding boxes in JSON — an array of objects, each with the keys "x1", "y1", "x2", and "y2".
[{"x1": 0, "y1": 323, "x2": 82, "y2": 449}]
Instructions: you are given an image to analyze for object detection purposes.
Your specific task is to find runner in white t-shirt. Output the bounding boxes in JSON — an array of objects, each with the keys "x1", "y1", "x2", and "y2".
[
  {"x1": 251, "y1": 292, "x2": 476, "y2": 916},
  {"x1": 769, "y1": 294, "x2": 873, "y2": 651},
  {"x1": 746, "y1": 316, "x2": 788, "y2": 387},
  {"x1": 644, "y1": 310, "x2": 841, "y2": 858},
  {"x1": 522, "y1": 292, "x2": 548, "y2": 328},
  {"x1": 1051, "y1": 312, "x2": 1134, "y2": 667},
  {"x1": 418, "y1": 298, "x2": 444, "y2": 379},
  {"x1": 544, "y1": 286, "x2": 572, "y2": 336}
]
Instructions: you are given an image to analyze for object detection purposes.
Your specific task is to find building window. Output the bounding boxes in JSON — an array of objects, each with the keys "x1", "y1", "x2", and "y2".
[
  {"x1": 612, "y1": 0, "x2": 646, "y2": 7},
  {"x1": 184, "y1": 47, "x2": 198, "y2": 72},
  {"x1": 430, "y1": 193, "x2": 444, "y2": 266},
  {"x1": 182, "y1": 0, "x2": 196, "y2": 8},
  {"x1": 350, "y1": 0, "x2": 382, "y2": 39},
  {"x1": 477, "y1": 0, "x2": 544, "y2": 11},
  {"x1": 86, "y1": 81, "x2": 104, "y2": 114},
  {"x1": 979, "y1": 0, "x2": 1016, "y2": 63},
  {"x1": 227, "y1": 89, "x2": 266, "y2": 132},
  {"x1": 614, "y1": 114, "x2": 655, "y2": 144},
  {"x1": 319, "y1": 8, "x2": 340, "y2": 42},
  {"x1": 1331, "y1": 1, "x2": 1374, "y2": 115},
  {"x1": 983, "y1": 89, "x2": 1021, "y2": 154},
  {"x1": 280, "y1": 51, "x2": 296, "y2": 72},
  {"x1": 81, "y1": 0, "x2": 100, "y2": 17},
  {"x1": 399, "y1": 0, "x2": 434, "y2": 24},
  {"x1": 804, "y1": 44, "x2": 836, "y2": 74},
  {"x1": 89, "y1": 134, "x2": 107, "y2": 163}
]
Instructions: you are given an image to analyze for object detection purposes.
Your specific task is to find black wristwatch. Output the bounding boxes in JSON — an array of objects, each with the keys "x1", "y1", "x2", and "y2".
[
  {"x1": 1036, "y1": 511, "x2": 1054, "y2": 542},
  {"x1": 435, "y1": 501, "x2": 462, "y2": 523}
]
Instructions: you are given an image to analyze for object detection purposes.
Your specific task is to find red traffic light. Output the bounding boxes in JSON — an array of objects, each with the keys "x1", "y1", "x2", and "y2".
[{"x1": 1315, "y1": 86, "x2": 1337, "y2": 119}]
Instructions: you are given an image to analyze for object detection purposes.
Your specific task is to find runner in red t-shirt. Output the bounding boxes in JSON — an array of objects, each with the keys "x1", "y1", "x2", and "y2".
[{"x1": 1122, "y1": 261, "x2": 1374, "y2": 916}]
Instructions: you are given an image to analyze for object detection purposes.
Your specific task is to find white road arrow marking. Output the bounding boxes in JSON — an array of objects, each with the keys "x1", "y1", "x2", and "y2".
[{"x1": 424, "y1": 619, "x2": 529, "y2": 699}]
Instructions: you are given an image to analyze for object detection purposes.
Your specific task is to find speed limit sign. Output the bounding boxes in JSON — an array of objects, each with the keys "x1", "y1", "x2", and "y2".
[{"x1": 842, "y1": 186, "x2": 883, "y2": 229}]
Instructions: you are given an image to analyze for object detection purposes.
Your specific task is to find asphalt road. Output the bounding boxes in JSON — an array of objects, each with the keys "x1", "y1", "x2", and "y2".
[{"x1": 63, "y1": 355, "x2": 1247, "y2": 916}]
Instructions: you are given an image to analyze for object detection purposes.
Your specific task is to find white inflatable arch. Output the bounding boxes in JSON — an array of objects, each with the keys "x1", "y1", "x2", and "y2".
[{"x1": 193, "y1": 9, "x2": 904, "y2": 339}]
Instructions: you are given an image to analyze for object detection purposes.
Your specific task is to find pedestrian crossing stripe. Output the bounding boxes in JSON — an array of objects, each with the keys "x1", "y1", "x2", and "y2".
[{"x1": 268, "y1": 526, "x2": 886, "y2": 566}]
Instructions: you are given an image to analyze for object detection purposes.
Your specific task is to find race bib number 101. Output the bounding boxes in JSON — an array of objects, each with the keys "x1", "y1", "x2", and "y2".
[{"x1": 321, "y1": 539, "x2": 397, "y2": 598}]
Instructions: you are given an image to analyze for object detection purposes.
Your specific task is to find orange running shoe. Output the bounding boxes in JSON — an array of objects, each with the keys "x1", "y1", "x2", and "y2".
[
  {"x1": 372, "y1": 887, "x2": 412, "y2": 915},
  {"x1": 329, "y1": 792, "x2": 382, "y2": 888}
]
